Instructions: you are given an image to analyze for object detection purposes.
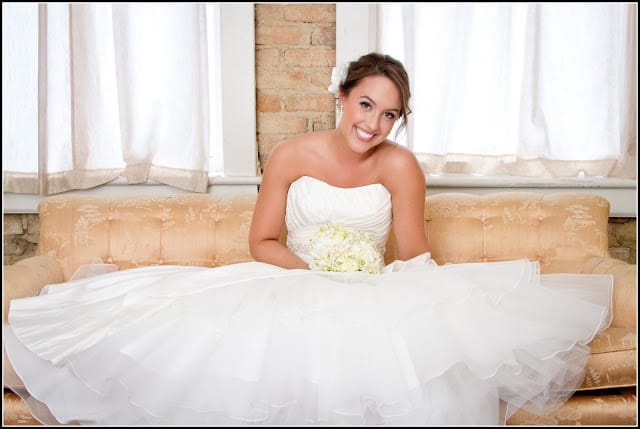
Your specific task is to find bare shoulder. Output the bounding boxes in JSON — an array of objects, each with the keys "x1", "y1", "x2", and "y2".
[
  {"x1": 377, "y1": 143, "x2": 425, "y2": 190},
  {"x1": 265, "y1": 136, "x2": 300, "y2": 167},
  {"x1": 262, "y1": 131, "x2": 329, "y2": 184}
]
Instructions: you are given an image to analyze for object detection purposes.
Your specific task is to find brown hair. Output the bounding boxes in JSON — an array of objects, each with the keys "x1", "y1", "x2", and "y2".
[{"x1": 340, "y1": 52, "x2": 412, "y2": 132}]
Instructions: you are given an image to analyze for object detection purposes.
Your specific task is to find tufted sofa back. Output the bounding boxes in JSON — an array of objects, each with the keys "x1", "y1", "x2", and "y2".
[
  {"x1": 32, "y1": 191, "x2": 635, "y2": 329},
  {"x1": 37, "y1": 194, "x2": 258, "y2": 280},
  {"x1": 38, "y1": 191, "x2": 612, "y2": 279},
  {"x1": 422, "y1": 192, "x2": 611, "y2": 271}
]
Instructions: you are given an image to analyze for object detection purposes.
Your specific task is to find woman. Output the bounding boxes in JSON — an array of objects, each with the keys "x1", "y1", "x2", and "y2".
[
  {"x1": 4, "y1": 53, "x2": 612, "y2": 425},
  {"x1": 250, "y1": 52, "x2": 427, "y2": 270}
]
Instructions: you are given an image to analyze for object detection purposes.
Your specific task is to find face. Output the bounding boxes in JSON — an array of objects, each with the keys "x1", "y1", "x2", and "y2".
[{"x1": 338, "y1": 75, "x2": 401, "y2": 154}]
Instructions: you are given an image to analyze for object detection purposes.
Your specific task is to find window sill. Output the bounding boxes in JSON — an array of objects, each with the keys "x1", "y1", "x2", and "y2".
[
  {"x1": 3, "y1": 176, "x2": 636, "y2": 217},
  {"x1": 425, "y1": 175, "x2": 637, "y2": 217}
]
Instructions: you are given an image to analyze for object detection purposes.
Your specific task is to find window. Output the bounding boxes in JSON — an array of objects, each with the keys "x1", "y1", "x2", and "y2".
[
  {"x1": 2, "y1": 3, "x2": 256, "y2": 210},
  {"x1": 336, "y1": 3, "x2": 637, "y2": 217}
]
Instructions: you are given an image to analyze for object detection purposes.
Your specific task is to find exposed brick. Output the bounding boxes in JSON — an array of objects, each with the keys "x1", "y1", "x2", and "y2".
[
  {"x1": 258, "y1": 113, "x2": 308, "y2": 134},
  {"x1": 4, "y1": 215, "x2": 24, "y2": 235},
  {"x1": 283, "y1": 94, "x2": 335, "y2": 112},
  {"x1": 255, "y1": 48, "x2": 283, "y2": 66},
  {"x1": 311, "y1": 115, "x2": 335, "y2": 131},
  {"x1": 256, "y1": 70, "x2": 308, "y2": 90},
  {"x1": 257, "y1": 94, "x2": 282, "y2": 112},
  {"x1": 256, "y1": 25, "x2": 309, "y2": 46},
  {"x1": 255, "y1": 4, "x2": 284, "y2": 23},
  {"x1": 3, "y1": 236, "x2": 37, "y2": 259},
  {"x1": 310, "y1": 70, "x2": 335, "y2": 91},
  {"x1": 25, "y1": 214, "x2": 39, "y2": 235},
  {"x1": 284, "y1": 48, "x2": 336, "y2": 67},
  {"x1": 616, "y1": 220, "x2": 636, "y2": 245},
  {"x1": 284, "y1": 4, "x2": 336, "y2": 23},
  {"x1": 311, "y1": 26, "x2": 336, "y2": 46}
]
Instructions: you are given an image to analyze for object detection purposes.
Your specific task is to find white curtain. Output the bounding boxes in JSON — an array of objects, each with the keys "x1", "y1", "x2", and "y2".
[
  {"x1": 2, "y1": 3, "x2": 214, "y2": 195},
  {"x1": 377, "y1": 3, "x2": 637, "y2": 179}
]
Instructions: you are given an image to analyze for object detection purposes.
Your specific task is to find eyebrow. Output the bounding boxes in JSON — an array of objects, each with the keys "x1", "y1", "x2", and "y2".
[{"x1": 360, "y1": 95, "x2": 401, "y2": 114}]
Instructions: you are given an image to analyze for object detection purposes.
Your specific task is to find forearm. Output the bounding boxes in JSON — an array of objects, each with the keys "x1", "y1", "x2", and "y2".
[{"x1": 250, "y1": 239, "x2": 310, "y2": 270}]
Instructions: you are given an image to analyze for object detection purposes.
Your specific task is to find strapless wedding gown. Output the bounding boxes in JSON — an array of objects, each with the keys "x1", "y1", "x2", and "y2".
[{"x1": 3, "y1": 176, "x2": 613, "y2": 425}]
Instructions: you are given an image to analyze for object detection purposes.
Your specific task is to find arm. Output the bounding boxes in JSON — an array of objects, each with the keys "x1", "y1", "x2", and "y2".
[
  {"x1": 543, "y1": 255, "x2": 636, "y2": 330},
  {"x1": 383, "y1": 145, "x2": 429, "y2": 260},
  {"x1": 3, "y1": 255, "x2": 64, "y2": 323},
  {"x1": 583, "y1": 256, "x2": 637, "y2": 331},
  {"x1": 249, "y1": 141, "x2": 309, "y2": 269}
]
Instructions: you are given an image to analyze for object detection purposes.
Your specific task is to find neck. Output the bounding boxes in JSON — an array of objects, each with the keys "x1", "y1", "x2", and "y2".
[{"x1": 329, "y1": 129, "x2": 377, "y2": 165}]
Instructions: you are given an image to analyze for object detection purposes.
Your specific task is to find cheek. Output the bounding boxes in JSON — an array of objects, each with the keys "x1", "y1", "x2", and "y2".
[
  {"x1": 380, "y1": 119, "x2": 397, "y2": 137},
  {"x1": 342, "y1": 106, "x2": 360, "y2": 121}
]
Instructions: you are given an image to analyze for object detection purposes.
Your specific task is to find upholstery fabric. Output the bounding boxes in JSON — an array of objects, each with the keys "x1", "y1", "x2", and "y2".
[
  {"x1": 2, "y1": 191, "x2": 636, "y2": 426},
  {"x1": 2, "y1": 255, "x2": 64, "y2": 324},
  {"x1": 36, "y1": 194, "x2": 257, "y2": 279},
  {"x1": 507, "y1": 388, "x2": 637, "y2": 425},
  {"x1": 2, "y1": 390, "x2": 41, "y2": 426}
]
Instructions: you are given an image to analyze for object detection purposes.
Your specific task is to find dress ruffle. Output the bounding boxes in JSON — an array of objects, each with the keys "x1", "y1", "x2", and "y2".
[{"x1": 4, "y1": 256, "x2": 612, "y2": 425}]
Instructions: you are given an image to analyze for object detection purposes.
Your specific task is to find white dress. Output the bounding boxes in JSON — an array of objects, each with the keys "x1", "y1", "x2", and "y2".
[{"x1": 3, "y1": 176, "x2": 613, "y2": 425}]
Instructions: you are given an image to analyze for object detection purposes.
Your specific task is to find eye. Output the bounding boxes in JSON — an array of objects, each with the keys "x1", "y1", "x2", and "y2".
[
  {"x1": 359, "y1": 101, "x2": 372, "y2": 110},
  {"x1": 384, "y1": 112, "x2": 397, "y2": 120}
]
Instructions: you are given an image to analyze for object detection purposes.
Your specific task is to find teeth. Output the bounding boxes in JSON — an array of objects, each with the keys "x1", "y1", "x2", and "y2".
[{"x1": 356, "y1": 127, "x2": 373, "y2": 140}]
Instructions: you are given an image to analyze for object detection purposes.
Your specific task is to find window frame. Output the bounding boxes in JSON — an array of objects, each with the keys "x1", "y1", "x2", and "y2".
[
  {"x1": 4, "y1": 4, "x2": 636, "y2": 217},
  {"x1": 335, "y1": 3, "x2": 636, "y2": 218},
  {"x1": 3, "y1": 3, "x2": 259, "y2": 214}
]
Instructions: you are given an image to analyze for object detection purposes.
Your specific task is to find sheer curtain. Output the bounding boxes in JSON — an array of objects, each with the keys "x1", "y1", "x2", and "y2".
[
  {"x1": 3, "y1": 3, "x2": 216, "y2": 195},
  {"x1": 377, "y1": 3, "x2": 637, "y2": 179}
]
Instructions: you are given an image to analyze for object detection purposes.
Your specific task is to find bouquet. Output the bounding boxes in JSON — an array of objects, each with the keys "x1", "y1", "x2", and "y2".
[{"x1": 309, "y1": 223, "x2": 383, "y2": 275}]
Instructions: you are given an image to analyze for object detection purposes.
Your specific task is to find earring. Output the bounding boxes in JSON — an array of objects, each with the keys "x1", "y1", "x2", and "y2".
[{"x1": 339, "y1": 104, "x2": 343, "y2": 113}]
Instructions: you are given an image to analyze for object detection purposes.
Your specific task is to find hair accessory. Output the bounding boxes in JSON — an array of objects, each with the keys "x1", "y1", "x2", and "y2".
[{"x1": 327, "y1": 63, "x2": 348, "y2": 97}]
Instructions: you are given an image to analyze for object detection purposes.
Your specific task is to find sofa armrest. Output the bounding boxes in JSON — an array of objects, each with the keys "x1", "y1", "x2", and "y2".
[
  {"x1": 3, "y1": 255, "x2": 64, "y2": 324},
  {"x1": 582, "y1": 256, "x2": 637, "y2": 332}
]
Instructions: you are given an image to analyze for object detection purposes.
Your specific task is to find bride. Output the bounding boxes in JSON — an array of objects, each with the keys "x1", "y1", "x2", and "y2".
[{"x1": 3, "y1": 52, "x2": 612, "y2": 425}]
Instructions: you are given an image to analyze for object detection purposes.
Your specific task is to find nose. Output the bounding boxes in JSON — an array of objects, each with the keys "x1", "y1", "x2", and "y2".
[{"x1": 364, "y1": 111, "x2": 380, "y2": 133}]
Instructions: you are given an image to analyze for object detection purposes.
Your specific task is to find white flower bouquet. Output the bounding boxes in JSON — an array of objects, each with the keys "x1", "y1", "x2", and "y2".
[{"x1": 309, "y1": 223, "x2": 383, "y2": 275}]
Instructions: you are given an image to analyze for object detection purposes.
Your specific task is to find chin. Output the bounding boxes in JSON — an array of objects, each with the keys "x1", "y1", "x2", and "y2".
[
  {"x1": 350, "y1": 141, "x2": 380, "y2": 154},
  {"x1": 349, "y1": 133, "x2": 379, "y2": 152}
]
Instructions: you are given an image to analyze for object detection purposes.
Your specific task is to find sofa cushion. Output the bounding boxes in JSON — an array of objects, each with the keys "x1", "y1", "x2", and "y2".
[
  {"x1": 2, "y1": 255, "x2": 64, "y2": 324},
  {"x1": 507, "y1": 388, "x2": 637, "y2": 425},
  {"x1": 575, "y1": 327, "x2": 637, "y2": 390},
  {"x1": 2, "y1": 390, "x2": 41, "y2": 426},
  {"x1": 579, "y1": 349, "x2": 637, "y2": 390},
  {"x1": 37, "y1": 194, "x2": 257, "y2": 280}
]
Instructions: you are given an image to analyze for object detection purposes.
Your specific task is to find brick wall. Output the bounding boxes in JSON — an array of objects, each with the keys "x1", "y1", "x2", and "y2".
[
  {"x1": 2, "y1": 3, "x2": 636, "y2": 265},
  {"x1": 255, "y1": 3, "x2": 336, "y2": 172}
]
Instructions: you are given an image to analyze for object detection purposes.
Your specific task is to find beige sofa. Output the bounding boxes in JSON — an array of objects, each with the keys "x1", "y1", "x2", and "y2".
[{"x1": 3, "y1": 192, "x2": 637, "y2": 425}]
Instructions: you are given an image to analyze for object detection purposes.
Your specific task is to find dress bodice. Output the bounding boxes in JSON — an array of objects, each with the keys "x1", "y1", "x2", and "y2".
[{"x1": 285, "y1": 176, "x2": 392, "y2": 264}]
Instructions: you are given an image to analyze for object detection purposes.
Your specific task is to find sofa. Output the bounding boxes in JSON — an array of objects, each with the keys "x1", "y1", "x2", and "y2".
[{"x1": 3, "y1": 191, "x2": 637, "y2": 425}]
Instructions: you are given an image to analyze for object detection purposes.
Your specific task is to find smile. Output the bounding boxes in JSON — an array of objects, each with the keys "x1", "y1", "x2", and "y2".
[{"x1": 355, "y1": 126, "x2": 375, "y2": 142}]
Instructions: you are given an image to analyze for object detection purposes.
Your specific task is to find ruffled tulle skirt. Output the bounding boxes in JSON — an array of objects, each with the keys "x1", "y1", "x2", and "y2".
[{"x1": 3, "y1": 254, "x2": 612, "y2": 425}]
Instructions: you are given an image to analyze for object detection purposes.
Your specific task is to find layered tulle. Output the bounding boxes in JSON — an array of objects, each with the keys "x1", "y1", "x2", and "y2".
[{"x1": 4, "y1": 255, "x2": 612, "y2": 425}]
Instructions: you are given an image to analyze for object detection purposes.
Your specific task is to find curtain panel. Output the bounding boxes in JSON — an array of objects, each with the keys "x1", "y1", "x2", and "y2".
[
  {"x1": 3, "y1": 3, "x2": 213, "y2": 195},
  {"x1": 377, "y1": 3, "x2": 637, "y2": 179}
]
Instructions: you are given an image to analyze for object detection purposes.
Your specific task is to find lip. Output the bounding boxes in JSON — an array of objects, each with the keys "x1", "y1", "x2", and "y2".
[{"x1": 354, "y1": 126, "x2": 375, "y2": 143}]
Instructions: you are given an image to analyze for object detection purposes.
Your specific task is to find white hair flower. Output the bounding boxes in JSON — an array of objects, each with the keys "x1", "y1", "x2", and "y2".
[{"x1": 327, "y1": 63, "x2": 348, "y2": 97}]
